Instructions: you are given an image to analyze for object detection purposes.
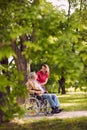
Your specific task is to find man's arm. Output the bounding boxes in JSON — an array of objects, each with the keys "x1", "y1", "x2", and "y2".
[{"x1": 26, "y1": 80, "x2": 43, "y2": 96}]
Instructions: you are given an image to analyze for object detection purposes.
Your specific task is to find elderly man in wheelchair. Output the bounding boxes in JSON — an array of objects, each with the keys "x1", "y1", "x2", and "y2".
[{"x1": 25, "y1": 72, "x2": 63, "y2": 116}]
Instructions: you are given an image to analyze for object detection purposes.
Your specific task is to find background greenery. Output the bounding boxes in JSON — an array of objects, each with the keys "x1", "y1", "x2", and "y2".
[{"x1": 0, "y1": 0, "x2": 87, "y2": 123}]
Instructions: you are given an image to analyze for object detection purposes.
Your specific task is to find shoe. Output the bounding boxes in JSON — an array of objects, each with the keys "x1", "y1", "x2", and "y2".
[
  {"x1": 52, "y1": 107, "x2": 64, "y2": 114},
  {"x1": 51, "y1": 107, "x2": 64, "y2": 114},
  {"x1": 51, "y1": 108, "x2": 56, "y2": 114},
  {"x1": 55, "y1": 107, "x2": 64, "y2": 111},
  {"x1": 58, "y1": 108, "x2": 64, "y2": 111},
  {"x1": 55, "y1": 108, "x2": 64, "y2": 113},
  {"x1": 51, "y1": 110, "x2": 55, "y2": 114}
]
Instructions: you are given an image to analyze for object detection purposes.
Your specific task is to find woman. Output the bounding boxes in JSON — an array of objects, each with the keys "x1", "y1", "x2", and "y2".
[{"x1": 36, "y1": 64, "x2": 50, "y2": 87}]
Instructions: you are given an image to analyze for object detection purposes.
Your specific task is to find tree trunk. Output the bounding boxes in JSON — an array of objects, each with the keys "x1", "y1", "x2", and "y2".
[
  {"x1": 0, "y1": 58, "x2": 9, "y2": 124},
  {"x1": 58, "y1": 76, "x2": 66, "y2": 94},
  {"x1": 10, "y1": 37, "x2": 31, "y2": 104},
  {"x1": 11, "y1": 38, "x2": 28, "y2": 83}
]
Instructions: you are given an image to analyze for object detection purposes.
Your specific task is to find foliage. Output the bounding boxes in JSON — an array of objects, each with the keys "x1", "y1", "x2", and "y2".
[{"x1": 0, "y1": 0, "x2": 87, "y2": 121}]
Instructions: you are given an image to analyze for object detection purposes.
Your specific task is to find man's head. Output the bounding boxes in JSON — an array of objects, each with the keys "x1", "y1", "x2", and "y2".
[{"x1": 29, "y1": 72, "x2": 37, "y2": 80}]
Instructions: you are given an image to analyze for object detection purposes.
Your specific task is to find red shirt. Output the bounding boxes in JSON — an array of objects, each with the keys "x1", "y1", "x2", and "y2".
[{"x1": 36, "y1": 70, "x2": 48, "y2": 84}]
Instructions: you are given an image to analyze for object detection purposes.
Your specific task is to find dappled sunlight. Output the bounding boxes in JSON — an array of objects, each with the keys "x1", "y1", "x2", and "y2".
[
  {"x1": 58, "y1": 92, "x2": 87, "y2": 98},
  {"x1": 62, "y1": 102, "x2": 77, "y2": 107},
  {"x1": 61, "y1": 102, "x2": 87, "y2": 111},
  {"x1": 58, "y1": 94, "x2": 71, "y2": 98},
  {"x1": 58, "y1": 92, "x2": 87, "y2": 111},
  {"x1": 62, "y1": 102, "x2": 87, "y2": 107}
]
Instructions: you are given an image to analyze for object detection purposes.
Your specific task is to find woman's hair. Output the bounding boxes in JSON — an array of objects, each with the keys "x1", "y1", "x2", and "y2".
[{"x1": 42, "y1": 64, "x2": 50, "y2": 76}]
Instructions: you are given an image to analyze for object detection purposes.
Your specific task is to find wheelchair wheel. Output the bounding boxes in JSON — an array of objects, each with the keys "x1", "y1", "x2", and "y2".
[
  {"x1": 24, "y1": 97, "x2": 40, "y2": 116},
  {"x1": 43, "y1": 99, "x2": 52, "y2": 115}
]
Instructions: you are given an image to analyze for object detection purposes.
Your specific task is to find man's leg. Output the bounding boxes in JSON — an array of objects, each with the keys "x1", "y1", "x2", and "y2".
[
  {"x1": 51, "y1": 94, "x2": 64, "y2": 112},
  {"x1": 42, "y1": 94, "x2": 62, "y2": 114},
  {"x1": 42, "y1": 94, "x2": 56, "y2": 108},
  {"x1": 50, "y1": 94, "x2": 60, "y2": 107}
]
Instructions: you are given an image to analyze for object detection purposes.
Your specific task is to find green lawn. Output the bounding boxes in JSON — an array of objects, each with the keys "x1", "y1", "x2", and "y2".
[
  {"x1": 58, "y1": 92, "x2": 87, "y2": 111},
  {"x1": 0, "y1": 92, "x2": 87, "y2": 130}
]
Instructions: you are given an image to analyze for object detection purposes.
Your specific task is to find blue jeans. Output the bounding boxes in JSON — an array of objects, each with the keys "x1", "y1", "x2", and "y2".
[{"x1": 42, "y1": 93, "x2": 60, "y2": 108}]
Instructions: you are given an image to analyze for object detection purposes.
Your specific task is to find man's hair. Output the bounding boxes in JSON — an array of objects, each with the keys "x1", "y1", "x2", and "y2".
[{"x1": 29, "y1": 72, "x2": 36, "y2": 79}]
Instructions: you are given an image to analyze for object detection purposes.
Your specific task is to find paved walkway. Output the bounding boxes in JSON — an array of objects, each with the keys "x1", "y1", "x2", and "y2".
[
  {"x1": 44, "y1": 111, "x2": 87, "y2": 119},
  {"x1": 26, "y1": 111, "x2": 87, "y2": 119},
  {"x1": 13, "y1": 111, "x2": 87, "y2": 124}
]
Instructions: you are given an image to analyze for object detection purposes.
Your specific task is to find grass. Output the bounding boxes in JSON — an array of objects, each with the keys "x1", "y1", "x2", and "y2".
[
  {"x1": 0, "y1": 91, "x2": 87, "y2": 130},
  {"x1": 58, "y1": 92, "x2": 87, "y2": 111},
  {"x1": 0, "y1": 117, "x2": 87, "y2": 130}
]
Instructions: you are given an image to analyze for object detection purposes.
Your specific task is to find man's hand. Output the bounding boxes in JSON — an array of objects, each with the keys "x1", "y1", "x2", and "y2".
[{"x1": 44, "y1": 90, "x2": 48, "y2": 94}]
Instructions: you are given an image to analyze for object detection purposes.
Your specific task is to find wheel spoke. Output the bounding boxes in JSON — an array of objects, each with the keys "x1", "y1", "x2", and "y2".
[{"x1": 24, "y1": 97, "x2": 40, "y2": 116}]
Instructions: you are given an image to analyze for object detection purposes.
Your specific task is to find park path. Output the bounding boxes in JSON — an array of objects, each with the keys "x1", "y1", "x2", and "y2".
[{"x1": 13, "y1": 111, "x2": 87, "y2": 124}]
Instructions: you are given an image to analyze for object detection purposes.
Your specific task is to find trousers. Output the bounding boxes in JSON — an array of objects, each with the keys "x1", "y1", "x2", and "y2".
[{"x1": 42, "y1": 93, "x2": 60, "y2": 108}]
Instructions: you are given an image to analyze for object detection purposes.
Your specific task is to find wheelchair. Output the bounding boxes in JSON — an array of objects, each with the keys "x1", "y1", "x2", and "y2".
[{"x1": 24, "y1": 94, "x2": 52, "y2": 116}]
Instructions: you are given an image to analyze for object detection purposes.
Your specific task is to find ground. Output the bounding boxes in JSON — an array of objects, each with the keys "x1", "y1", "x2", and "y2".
[{"x1": 12, "y1": 111, "x2": 87, "y2": 124}]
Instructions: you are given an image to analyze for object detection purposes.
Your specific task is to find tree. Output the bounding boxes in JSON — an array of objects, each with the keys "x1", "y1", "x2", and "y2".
[{"x1": 0, "y1": 0, "x2": 87, "y2": 123}]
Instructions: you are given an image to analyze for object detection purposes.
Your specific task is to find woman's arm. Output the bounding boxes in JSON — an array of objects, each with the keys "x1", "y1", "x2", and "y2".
[{"x1": 40, "y1": 78, "x2": 48, "y2": 86}]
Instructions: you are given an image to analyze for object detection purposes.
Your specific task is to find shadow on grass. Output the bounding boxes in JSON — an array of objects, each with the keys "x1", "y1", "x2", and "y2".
[{"x1": 0, "y1": 117, "x2": 87, "y2": 130}]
